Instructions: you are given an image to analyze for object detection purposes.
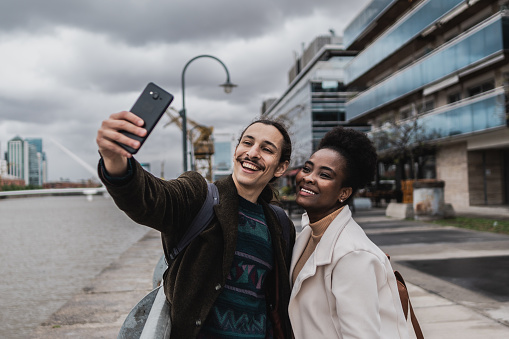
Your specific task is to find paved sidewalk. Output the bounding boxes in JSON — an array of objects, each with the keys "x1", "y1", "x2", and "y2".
[
  {"x1": 31, "y1": 208, "x2": 509, "y2": 338},
  {"x1": 353, "y1": 207, "x2": 509, "y2": 339}
]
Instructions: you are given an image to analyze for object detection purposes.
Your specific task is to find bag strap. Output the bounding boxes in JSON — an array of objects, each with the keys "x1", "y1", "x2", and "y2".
[
  {"x1": 394, "y1": 270, "x2": 424, "y2": 339},
  {"x1": 386, "y1": 254, "x2": 424, "y2": 338},
  {"x1": 169, "y1": 183, "x2": 219, "y2": 261},
  {"x1": 168, "y1": 184, "x2": 291, "y2": 263},
  {"x1": 268, "y1": 204, "x2": 291, "y2": 260}
]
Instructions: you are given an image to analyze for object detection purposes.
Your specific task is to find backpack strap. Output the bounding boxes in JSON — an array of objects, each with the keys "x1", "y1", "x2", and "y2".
[
  {"x1": 168, "y1": 185, "x2": 291, "y2": 264},
  {"x1": 268, "y1": 204, "x2": 291, "y2": 260},
  {"x1": 169, "y1": 183, "x2": 219, "y2": 261}
]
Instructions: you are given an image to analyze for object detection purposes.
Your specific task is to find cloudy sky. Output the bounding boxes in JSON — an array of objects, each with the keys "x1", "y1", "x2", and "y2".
[{"x1": 0, "y1": 0, "x2": 370, "y2": 182}]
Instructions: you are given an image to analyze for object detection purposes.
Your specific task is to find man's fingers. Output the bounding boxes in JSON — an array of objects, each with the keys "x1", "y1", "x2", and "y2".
[
  {"x1": 99, "y1": 138, "x2": 133, "y2": 159},
  {"x1": 110, "y1": 111, "x2": 145, "y2": 127},
  {"x1": 102, "y1": 114, "x2": 147, "y2": 138},
  {"x1": 98, "y1": 128, "x2": 139, "y2": 153}
]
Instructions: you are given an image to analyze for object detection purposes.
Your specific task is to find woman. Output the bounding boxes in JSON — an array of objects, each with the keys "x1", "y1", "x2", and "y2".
[{"x1": 289, "y1": 127, "x2": 409, "y2": 338}]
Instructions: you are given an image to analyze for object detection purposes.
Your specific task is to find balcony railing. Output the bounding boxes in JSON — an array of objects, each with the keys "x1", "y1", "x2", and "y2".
[
  {"x1": 345, "y1": 0, "x2": 465, "y2": 84},
  {"x1": 370, "y1": 88, "x2": 507, "y2": 151},
  {"x1": 343, "y1": 0, "x2": 396, "y2": 49},
  {"x1": 347, "y1": 14, "x2": 508, "y2": 120},
  {"x1": 419, "y1": 88, "x2": 506, "y2": 139}
]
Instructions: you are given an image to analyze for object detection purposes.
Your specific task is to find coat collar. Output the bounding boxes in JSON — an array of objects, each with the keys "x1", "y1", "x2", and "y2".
[{"x1": 290, "y1": 206, "x2": 352, "y2": 289}]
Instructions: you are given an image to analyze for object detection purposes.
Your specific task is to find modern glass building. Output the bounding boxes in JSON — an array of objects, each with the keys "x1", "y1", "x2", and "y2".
[
  {"x1": 6, "y1": 136, "x2": 47, "y2": 186},
  {"x1": 263, "y1": 35, "x2": 367, "y2": 168},
  {"x1": 343, "y1": 0, "x2": 509, "y2": 208},
  {"x1": 6, "y1": 136, "x2": 28, "y2": 185},
  {"x1": 26, "y1": 138, "x2": 47, "y2": 186}
]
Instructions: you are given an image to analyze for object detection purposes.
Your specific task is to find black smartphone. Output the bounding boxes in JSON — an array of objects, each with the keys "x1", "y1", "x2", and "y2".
[{"x1": 118, "y1": 82, "x2": 174, "y2": 154}]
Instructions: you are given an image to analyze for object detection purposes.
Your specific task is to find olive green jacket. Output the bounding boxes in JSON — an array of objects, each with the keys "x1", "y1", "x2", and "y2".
[{"x1": 99, "y1": 159, "x2": 295, "y2": 338}]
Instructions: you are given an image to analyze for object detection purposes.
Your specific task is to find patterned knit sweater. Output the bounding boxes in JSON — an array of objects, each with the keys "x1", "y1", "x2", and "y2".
[{"x1": 197, "y1": 196, "x2": 274, "y2": 338}]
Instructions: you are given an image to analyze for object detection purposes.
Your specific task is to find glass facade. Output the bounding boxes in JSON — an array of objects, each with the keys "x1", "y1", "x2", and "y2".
[
  {"x1": 7, "y1": 138, "x2": 26, "y2": 182},
  {"x1": 343, "y1": 0, "x2": 396, "y2": 49},
  {"x1": 311, "y1": 81, "x2": 348, "y2": 150},
  {"x1": 372, "y1": 89, "x2": 507, "y2": 151},
  {"x1": 267, "y1": 54, "x2": 355, "y2": 167},
  {"x1": 26, "y1": 138, "x2": 44, "y2": 186},
  {"x1": 345, "y1": 0, "x2": 464, "y2": 84},
  {"x1": 280, "y1": 84, "x2": 314, "y2": 167},
  {"x1": 347, "y1": 15, "x2": 508, "y2": 120},
  {"x1": 270, "y1": 80, "x2": 350, "y2": 167},
  {"x1": 419, "y1": 89, "x2": 507, "y2": 139},
  {"x1": 28, "y1": 144, "x2": 40, "y2": 186}
]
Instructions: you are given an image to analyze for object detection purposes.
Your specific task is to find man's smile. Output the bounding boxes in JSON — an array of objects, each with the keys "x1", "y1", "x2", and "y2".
[{"x1": 241, "y1": 160, "x2": 262, "y2": 171}]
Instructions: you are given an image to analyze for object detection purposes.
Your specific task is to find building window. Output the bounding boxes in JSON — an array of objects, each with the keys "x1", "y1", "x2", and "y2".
[
  {"x1": 311, "y1": 81, "x2": 346, "y2": 92},
  {"x1": 399, "y1": 108, "x2": 412, "y2": 120},
  {"x1": 418, "y1": 99, "x2": 434, "y2": 114},
  {"x1": 448, "y1": 92, "x2": 461, "y2": 104},
  {"x1": 313, "y1": 111, "x2": 345, "y2": 122},
  {"x1": 468, "y1": 80, "x2": 494, "y2": 97}
]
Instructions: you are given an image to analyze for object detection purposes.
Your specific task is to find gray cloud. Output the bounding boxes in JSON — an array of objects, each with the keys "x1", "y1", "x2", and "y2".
[
  {"x1": 1, "y1": 0, "x2": 360, "y2": 45},
  {"x1": 0, "y1": 0, "x2": 370, "y2": 181}
]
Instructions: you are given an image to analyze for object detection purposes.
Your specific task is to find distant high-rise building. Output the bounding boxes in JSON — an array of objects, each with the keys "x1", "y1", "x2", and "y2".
[
  {"x1": 6, "y1": 136, "x2": 47, "y2": 186},
  {"x1": 7, "y1": 136, "x2": 28, "y2": 184},
  {"x1": 26, "y1": 138, "x2": 47, "y2": 185}
]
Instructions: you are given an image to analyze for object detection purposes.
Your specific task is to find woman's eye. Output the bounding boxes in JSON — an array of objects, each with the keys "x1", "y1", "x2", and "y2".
[
  {"x1": 301, "y1": 167, "x2": 310, "y2": 173},
  {"x1": 320, "y1": 173, "x2": 331, "y2": 179}
]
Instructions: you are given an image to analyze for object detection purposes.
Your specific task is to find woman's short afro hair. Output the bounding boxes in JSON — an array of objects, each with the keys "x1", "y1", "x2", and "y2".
[{"x1": 318, "y1": 126, "x2": 377, "y2": 195}]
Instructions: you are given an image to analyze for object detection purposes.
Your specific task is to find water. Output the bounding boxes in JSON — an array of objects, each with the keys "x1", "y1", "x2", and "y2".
[{"x1": 0, "y1": 195, "x2": 149, "y2": 338}]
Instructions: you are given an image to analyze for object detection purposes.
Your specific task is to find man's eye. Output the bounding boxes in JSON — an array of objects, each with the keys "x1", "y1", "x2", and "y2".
[
  {"x1": 263, "y1": 147, "x2": 274, "y2": 153},
  {"x1": 320, "y1": 173, "x2": 331, "y2": 179}
]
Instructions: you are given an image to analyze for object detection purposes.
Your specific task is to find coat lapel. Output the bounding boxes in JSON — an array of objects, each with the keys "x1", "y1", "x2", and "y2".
[
  {"x1": 213, "y1": 176, "x2": 240, "y2": 278},
  {"x1": 290, "y1": 206, "x2": 352, "y2": 296},
  {"x1": 313, "y1": 206, "x2": 351, "y2": 265},
  {"x1": 289, "y1": 212, "x2": 311, "y2": 281}
]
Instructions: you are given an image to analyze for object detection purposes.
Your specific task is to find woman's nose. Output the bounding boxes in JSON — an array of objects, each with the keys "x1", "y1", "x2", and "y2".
[{"x1": 302, "y1": 173, "x2": 315, "y2": 183}]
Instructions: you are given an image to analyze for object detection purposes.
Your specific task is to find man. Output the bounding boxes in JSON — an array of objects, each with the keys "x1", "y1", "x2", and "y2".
[{"x1": 96, "y1": 111, "x2": 295, "y2": 338}]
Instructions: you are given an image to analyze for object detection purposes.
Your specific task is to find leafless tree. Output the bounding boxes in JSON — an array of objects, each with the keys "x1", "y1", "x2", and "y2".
[{"x1": 370, "y1": 114, "x2": 439, "y2": 197}]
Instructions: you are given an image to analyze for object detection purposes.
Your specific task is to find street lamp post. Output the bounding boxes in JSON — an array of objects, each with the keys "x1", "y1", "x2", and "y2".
[{"x1": 180, "y1": 55, "x2": 237, "y2": 172}]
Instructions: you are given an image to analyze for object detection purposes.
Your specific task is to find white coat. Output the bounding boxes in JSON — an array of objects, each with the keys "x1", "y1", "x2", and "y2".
[{"x1": 289, "y1": 206, "x2": 410, "y2": 339}]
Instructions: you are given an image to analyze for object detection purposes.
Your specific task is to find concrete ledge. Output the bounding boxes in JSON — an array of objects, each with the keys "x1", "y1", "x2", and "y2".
[
  {"x1": 353, "y1": 197, "x2": 372, "y2": 210},
  {"x1": 386, "y1": 202, "x2": 414, "y2": 219},
  {"x1": 444, "y1": 203, "x2": 455, "y2": 218}
]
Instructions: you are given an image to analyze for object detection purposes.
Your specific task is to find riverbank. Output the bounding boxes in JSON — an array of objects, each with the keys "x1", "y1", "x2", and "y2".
[
  {"x1": 0, "y1": 195, "x2": 148, "y2": 338},
  {"x1": 30, "y1": 229, "x2": 161, "y2": 338}
]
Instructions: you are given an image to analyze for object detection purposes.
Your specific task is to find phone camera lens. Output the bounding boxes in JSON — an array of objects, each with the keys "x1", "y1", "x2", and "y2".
[{"x1": 150, "y1": 91, "x2": 160, "y2": 99}]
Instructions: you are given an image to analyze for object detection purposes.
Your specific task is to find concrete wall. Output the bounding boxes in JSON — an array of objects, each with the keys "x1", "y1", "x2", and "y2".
[{"x1": 436, "y1": 142, "x2": 469, "y2": 208}]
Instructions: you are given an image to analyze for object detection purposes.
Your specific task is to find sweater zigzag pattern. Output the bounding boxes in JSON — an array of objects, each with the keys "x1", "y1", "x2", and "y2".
[{"x1": 197, "y1": 197, "x2": 274, "y2": 339}]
